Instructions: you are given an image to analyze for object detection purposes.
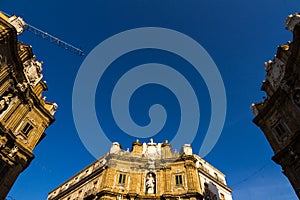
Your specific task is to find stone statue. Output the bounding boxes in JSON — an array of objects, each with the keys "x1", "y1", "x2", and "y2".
[
  {"x1": 0, "y1": 135, "x2": 7, "y2": 148},
  {"x1": 8, "y1": 146, "x2": 18, "y2": 157},
  {"x1": 0, "y1": 94, "x2": 13, "y2": 112},
  {"x1": 203, "y1": 183, "x2": 217, "y2": 200},
  {"x1": 146, "y1": 173, "x2": 155, "y2": 194}
]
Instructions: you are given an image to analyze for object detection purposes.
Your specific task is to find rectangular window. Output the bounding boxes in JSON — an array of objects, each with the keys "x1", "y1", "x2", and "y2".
[
  {"x1": 175, "y1": 175, "x2": 183, "y2": 185},
  {"x1": 118, "y1": 174, "x2": 126, "y2": 185},
  {"x1": 21, "y1": 123, "x2": 33, "y2": 135},
  {"x1": 274, "y1": 123, "x2": 286, "y2": 137}
]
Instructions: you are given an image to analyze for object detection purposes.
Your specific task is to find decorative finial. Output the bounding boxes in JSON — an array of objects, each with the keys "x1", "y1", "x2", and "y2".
[
  {"x1": 286, "y1": 13, "x2": 300, "y2": 32},
  {"x1": 150, "y1": 138, "x2": 154, "y2": 144}
]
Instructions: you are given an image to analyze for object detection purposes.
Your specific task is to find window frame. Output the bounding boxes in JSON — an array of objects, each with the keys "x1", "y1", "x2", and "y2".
[
  {"x1": 175, "y1": 174, "x2": 183, "y2": 186},
  {"x1": 118, "y1": 173, "x2": 126, "y2": 185},
  {"x1": 21, "y1": 122, "x2": 34, "y2": 136},
  {"x1": 272, "y1": 120, "x2": 290, "y2": 142}
]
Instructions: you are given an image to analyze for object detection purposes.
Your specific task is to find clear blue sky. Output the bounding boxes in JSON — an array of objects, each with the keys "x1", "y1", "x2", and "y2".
[{"x1": 1, "y1": 0, "x2": 300, "y2": 199}]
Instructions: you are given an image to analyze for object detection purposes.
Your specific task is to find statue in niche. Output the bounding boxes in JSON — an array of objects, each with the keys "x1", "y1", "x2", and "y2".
[
  {"x1": 8, "y1": 146, "x2": 18, "y2": 157},
  {"x1": 145, "y1": 172, "x2": 156, "y2": 194},
  {"x1": 203, "y1": 183, "x2": 217, "y2": 200},
  {"x1": 0, "y1": 93, "x2": 13, "y2": 113},
  {"x1": 0, "y1": 135, "x2": 7, "y2": 149}
]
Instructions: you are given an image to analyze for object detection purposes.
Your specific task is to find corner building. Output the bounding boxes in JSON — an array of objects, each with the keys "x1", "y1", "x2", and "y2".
[
  {"x1": 48, "y1": 140, "x2": 232, "y2": 200},
  {"x1": 252, "y1": 13, "x2": 300, "y2": 198},
  {"x1": 0, "y1": 13, "x2": 57, "y2": 198}
]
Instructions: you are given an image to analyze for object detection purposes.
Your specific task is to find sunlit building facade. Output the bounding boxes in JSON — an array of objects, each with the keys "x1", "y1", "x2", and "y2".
[
  {"x1": 0, "y1": 13, "x2": 57, "y2": 198},
  {"x1": 47, "y1": 140, "x2": 232, "y2": 200},
  {"x1": 252, "y1": 13, "x2": 300, "y2": 198}
]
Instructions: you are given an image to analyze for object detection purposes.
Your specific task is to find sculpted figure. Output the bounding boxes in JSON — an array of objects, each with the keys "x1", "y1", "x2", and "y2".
[
  {"x1": 8, "y1": 146, "x2": 18, "y2": 157},
  {"x1": 0, "y1": 135, "x2": 7, "y2": 148},
  {"x1": 0, "y1": 94, "x2": 13, "y2": 112},
  {"x1": 146, "y1": 173, "x2": 155, "y2": 194}
]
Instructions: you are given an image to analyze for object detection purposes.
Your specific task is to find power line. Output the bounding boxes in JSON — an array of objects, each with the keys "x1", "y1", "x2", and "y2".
[
  {"x1": 231, "y1": 162, "x2": 270, "y2": 188},
  {"x1": 24, "y1": 23, "x2": 84, "y2": 56},
  {"x1": 1, "y1": 11, "x2": 83, "y2": 56}
]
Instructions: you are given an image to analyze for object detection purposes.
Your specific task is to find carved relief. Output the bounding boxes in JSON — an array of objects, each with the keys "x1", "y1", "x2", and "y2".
[
  {"x1": 16, "y1": 134, "x2": 28, "y2": 144},
  {"x1": 142, "y1": 139, "x2": 162, "y2": 160},
  {"x1": 23, "y1": 57, "x2": 43, "y2": 87},
  {"x1": 265, "y1": 57, "x2": 285, "y2": 89},
  {"x1": 7, "y1": 15, "x2": 25, "y2": 35}
]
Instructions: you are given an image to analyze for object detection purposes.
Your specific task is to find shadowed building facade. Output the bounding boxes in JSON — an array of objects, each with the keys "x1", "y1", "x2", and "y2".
[
  {"x1": 47, "y1": 140, "x2": 232, "y2": 200},
  {"x1": 252, "y1": 13, "x2": 300, "y2": 198},
  {"x1": 0, "y1": 13, "x2": 57, "y2": 199}
]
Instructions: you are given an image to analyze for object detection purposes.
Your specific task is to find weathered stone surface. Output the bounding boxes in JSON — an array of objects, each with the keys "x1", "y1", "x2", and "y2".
[
  {"x1": 252, "y1": 13, "x2": 300, "y2": 199},
  {"x1": 47, "y1": 140, "x2": 232, "y2": 200}
]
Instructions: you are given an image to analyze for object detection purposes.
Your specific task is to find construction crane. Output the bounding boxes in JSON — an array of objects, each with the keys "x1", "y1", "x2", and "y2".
[{"x1": 0, "y1": 12, "x2": 84, "y2": 56}]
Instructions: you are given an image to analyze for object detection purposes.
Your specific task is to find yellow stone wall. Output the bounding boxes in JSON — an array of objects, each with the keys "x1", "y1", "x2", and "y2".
[
  {"x1": 0, "y1": 13, "x2": 56, "y2": 199},
  {"x1": 48, "y1": 142, "x2": 232, "y2": 200}
]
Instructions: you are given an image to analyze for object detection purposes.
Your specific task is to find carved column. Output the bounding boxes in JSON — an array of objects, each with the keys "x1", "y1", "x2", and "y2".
[
  {"x1": 185, "y1": 160, "x2": 197, "y2": 193},
  {"x1": 164, "y1": 166, "x2": 171, "y2": 193}
]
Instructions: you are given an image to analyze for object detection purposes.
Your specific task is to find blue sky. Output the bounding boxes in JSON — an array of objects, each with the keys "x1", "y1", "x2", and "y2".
[{"x1": 1, "y1": 0, "x2": 300, "y2": 199}]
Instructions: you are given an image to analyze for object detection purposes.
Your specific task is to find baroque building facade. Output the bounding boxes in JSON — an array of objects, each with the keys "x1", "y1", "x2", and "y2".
[
  {"x1": 252, "y1": 13, "x2": 300, "y2": 198},
  {"x1": 47, "y1": 140, "x2": 232, "y2": 200},
  {"x1": 0, "y1": 12, "x2": 57, "y2": 198}
]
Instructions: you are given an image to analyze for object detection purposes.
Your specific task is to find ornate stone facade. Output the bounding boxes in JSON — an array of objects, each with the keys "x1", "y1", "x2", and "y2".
[
  {"x1": 47, "y1": 140, "x2": 232, "y2": 200},
  {"x1": 0, "y1": 12, "x2": 56, "y2": 199},
  {"x1": 252, "y1": 13, "x2": 300, "y2": 198}
]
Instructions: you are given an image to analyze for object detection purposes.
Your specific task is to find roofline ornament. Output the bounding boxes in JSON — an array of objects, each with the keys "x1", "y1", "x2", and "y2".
[{"x1": 286, "y1": 13, "x2": 300, "y2": 32}]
